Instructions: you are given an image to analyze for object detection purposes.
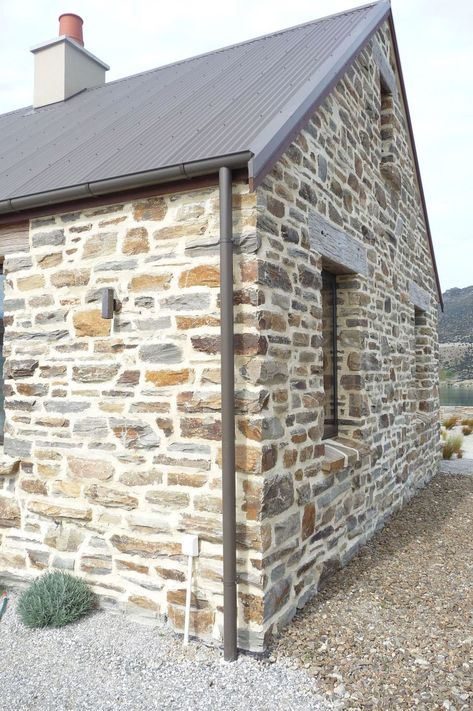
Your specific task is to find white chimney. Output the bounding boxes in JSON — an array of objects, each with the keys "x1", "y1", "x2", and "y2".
[{"x1": 31, "y1": 13, "x2": 109, "y2": 108}]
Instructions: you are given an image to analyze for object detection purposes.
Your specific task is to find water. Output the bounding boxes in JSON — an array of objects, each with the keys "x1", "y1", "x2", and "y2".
[{"x1": 439, "y1": 384, "x2": 473, "y2": 406}]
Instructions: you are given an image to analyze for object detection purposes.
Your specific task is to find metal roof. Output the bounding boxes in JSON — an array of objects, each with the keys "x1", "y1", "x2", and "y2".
[{"x1": 0, "y1": 1, "x2": 390, "y2": 206}]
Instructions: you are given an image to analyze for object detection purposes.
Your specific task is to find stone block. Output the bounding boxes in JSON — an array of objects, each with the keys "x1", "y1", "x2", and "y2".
[{"x1": 73, "y1": 309, "x2": 111, "y2": 337}]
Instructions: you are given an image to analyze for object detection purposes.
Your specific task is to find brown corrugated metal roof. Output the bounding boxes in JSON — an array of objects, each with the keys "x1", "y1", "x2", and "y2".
[{"x1": 0, "y1": 1, "x2": 390, "y2": 203}]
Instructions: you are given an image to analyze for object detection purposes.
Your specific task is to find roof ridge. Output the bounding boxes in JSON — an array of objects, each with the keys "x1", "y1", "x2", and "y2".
[{"x1": 87, "y1": 1, "x2": 382, "y2": 94}]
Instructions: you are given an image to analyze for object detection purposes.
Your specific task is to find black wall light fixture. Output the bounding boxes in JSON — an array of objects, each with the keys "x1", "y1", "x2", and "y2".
[{"x1": 101, "y1": 287, "x2": 117, "y2": 319}]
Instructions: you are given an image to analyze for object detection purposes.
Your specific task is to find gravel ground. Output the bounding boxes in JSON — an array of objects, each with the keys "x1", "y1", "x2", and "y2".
[
  {"x1": 1, "y1": 595, "x2": 331, "y2": 711},
  {"x1": 440, "y1": 458, "x2": 473, "y2": 475},
  {"x1": 274, "y1": 473, "x2": 473, "y2": 710}
]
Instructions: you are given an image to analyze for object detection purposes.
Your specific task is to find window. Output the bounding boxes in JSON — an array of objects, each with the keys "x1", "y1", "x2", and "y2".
[{"x1": 322, "y1": 270, "x2": 338, "y2": 439}]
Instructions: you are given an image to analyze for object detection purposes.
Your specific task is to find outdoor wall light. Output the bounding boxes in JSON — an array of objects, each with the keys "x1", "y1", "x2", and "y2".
[{"x1": 101, "y1": 287, "x2": 117, "y2": 319}]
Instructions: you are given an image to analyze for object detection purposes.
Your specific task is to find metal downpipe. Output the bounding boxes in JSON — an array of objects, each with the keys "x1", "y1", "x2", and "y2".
[{"x1": 219, "y1": 166, "x2": 237, "y2": 662}]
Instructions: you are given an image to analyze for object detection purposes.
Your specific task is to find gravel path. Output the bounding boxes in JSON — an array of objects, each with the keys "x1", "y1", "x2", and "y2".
[
  {"x1": 440, "y1": 458, "x2": 473, "y2": 475},
  {"x1": 1, "y1": 595, "x2": 330, "y2": 711},
  {"x1": 273, "y1": 473, "x2": 473, "y2": 710}
]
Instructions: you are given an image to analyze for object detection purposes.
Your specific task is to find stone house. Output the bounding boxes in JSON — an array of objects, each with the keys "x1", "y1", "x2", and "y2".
[{"x1": 0, "y1": 1, "x2": 441, "y2": 657}]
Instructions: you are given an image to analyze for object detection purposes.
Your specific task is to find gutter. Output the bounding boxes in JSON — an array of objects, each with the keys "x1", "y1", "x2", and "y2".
[{"x1": 0, "y1": 152, "x2": 252, "y2": 215}]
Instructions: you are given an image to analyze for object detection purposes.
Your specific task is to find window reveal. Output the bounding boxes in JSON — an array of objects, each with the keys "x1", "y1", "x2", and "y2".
[{"x1": 322, "y1": 271, "x2": 338, "y2": 439}]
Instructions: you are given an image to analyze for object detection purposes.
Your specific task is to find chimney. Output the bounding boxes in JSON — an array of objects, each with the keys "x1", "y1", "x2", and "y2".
[{"x1": 31, "y1": 13, "x2": 109, "y2": 108}]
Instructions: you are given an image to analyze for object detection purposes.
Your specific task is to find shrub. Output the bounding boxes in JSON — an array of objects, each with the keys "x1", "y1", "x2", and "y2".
[
  {"x1": 442, "y1": 440, "x2": 455, "y2": 460},
  {"x1": 18, "y1": 571, "x2": 96, "y2": 628},
  {"x1": 450, "y1": 433, "x2": 464, "y2": 454},
  {"x1": 442, "y1": 416, "x2": 458, "y2": 430},
  {"x1": 462, "y1": 426, "x2": 472, "y2": 436},
  {"x1": 461, "y1": 418, "x2": 473, "y2": 428}
]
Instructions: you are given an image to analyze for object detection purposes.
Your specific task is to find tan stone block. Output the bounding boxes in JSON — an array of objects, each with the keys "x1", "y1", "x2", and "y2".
[
  {"x1": 242, "y1": 479, "x2": 263, "y2": 521},
  {"x1": 168, "y1": 603, "x2": 214, "y2": 635},
  {"x1": 99, "y1": 402, "x2": 125, "y2": 413},
  {"x1": 220, "y1": 444, "x2": 262, "y2": 474},
  {"x1": 83, "y1": 232, "x2": 117, "y2": 259},
  {"x1": 116, "y1": 559, "x2": 149, "y2": 574},
  {"x1": 145, "y1": 369, "x2": 190, "y2": 388},
  {"x1": 133, "y1": 197, "x2": 167, "y2": 222},
  {"x1": 128, "y1": 595, "x2": 160, "y2": 612},
  {"x1": 51, "y1": 480, "x2": 82, "y2": 497},
  {"x1": 0, "y1": 496, "x2": 20, "y2": 528},
  {"x1": 0, "y1": 457, "x2": 20, "y2": 477},
  {"x1": 28, "y1": 500, "x2": 92, "y2": 521},
  {"x1": 80, "y1": 554, "x2": 113, "y2": 576},
  {"x1": 0, "y1": 551, "x2": 27, "y2": 568},
  {"x1": 130, "y1": 274, "x2": 171, "y2": 291},
  {"x1": 123, "y1": 227, "x2": 150, "y2": 254},
  {"x1": 37, "y1": 252, "x2": 62, "y2": 269},
  {"x1": 20, "y1": 478, "x2": 47, "y2": 495},
  {"x1": 167, "y1": 472, "x2": 207, "y2": 488},
  {"x1": 67, "y1": 456, "x2": 114, "y2": 481},
  {"x1": 145, "y1": 490, "x2": 190, "y2": 509},
  {"x1": 154, "y1": 222, "x2": 207, "y2": 240},
  {"x1": 119, "y1": 470, "x2": 162, "y2": 487},
  {"x1": 73, "y1": 309, "x2": 111, "y2": 337},
  {"x1": 180, "y1": 417, "x2": 221, "y2": 440},
  {"x1": 154, "y1": 565, "x2": 185, "y2": 582},
  {"x1": 178, "y1": 265, "x2": 220, "y2": 288},
  {"x1": 17, "y1": 274, "x2": 45, "y2": 291},
  {"x1": 176, "y1": 315, "x2": 220, "y2": 329},
  {"x1": 179, "y1": 513, "x2": 222, "y2": 544},
  {"x1": 240, "y1": 592, "x2": 264, "y2": 624},
  {"x1": 110, "y1": 534, "x2": 179, "y2": 558},
  {"x1": 35, "y1": 416, "x2": 69, "y2": 429},
  {"x1": 37, "y1": 463, "x2": 61, "y2": 478},
  {"x1": 84, "y1": 484, "x2": 138, "y2": 510},
  {"x1": 51, "y1": 269, "x2": 90, "y2": 288},
  {"x1": 201, "y1": 368, "x2": 220, "y2": 384}
]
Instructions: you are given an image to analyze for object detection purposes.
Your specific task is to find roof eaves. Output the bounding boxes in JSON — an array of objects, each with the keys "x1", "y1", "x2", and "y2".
[{"x1": 248, "y1": 0, "x2": 391, "y2": 188}]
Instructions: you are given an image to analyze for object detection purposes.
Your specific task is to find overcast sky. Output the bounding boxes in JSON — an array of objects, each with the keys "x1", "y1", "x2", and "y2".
[{"x1": 0, "y1": 0, "x2": 471, "y2": 292}]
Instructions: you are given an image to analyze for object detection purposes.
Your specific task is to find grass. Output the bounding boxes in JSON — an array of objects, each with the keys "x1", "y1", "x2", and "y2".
[
  {"x1": 442, "y1": 433, "x2": 464, "y2": 460},
  {"x1": 17, "y1": 571, "x2": 96, "y2": 628},
  {"x1": 443, "y1": 415, "x2": 458, "y2": 430}
]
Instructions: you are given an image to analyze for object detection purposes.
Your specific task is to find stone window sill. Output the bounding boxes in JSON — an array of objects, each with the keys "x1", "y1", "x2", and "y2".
[{"x1": 322, "y1": 436, "x2": 369, "y2": 473}]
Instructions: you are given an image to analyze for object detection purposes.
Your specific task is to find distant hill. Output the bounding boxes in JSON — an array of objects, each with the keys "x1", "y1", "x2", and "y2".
[
  {"x1": 439, "y1": 286, "x2": 473, "y2": 343},
  {"x1": 439, "y1": 286, "x2": 473, "y2": 382}
]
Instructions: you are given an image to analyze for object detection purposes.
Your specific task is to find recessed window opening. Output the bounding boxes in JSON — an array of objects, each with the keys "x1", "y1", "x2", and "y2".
[{"x1": 322, "y1": 270, "x2": 338, "y2": 439}]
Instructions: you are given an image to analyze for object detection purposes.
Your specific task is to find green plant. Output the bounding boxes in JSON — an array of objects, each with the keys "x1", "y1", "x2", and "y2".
[
  {"x1": 442, "y1": 416, "x2": 458, "y2": 430},
  {"x1": 17, "y1": 571, "x2": 95, "y2": 628}
]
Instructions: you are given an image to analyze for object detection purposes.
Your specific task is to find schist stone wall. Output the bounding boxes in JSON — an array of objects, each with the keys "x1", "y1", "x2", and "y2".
[
  {"x1": 0, "y1": 21, "x2": 440, "y2": 652},
  {"x1": 248, "y1": 23, "x2": 439, "y2": 643}
]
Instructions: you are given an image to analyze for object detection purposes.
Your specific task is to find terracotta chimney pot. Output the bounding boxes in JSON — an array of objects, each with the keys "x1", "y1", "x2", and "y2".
[{"x1": 58, "y1": 13, "x2": 84, "y2": 46}]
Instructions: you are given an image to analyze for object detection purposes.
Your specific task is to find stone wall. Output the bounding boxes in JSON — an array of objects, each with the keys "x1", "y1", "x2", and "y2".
[
  {"x1": 243, "y1": 22, "x2": 440, "y2": 643},
  {"x1": 0, "y1": 183, "x2": 269, "y2": 647},
  {"x1": 0, "y1": 19, "x2": 440, "y2": 653}
]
